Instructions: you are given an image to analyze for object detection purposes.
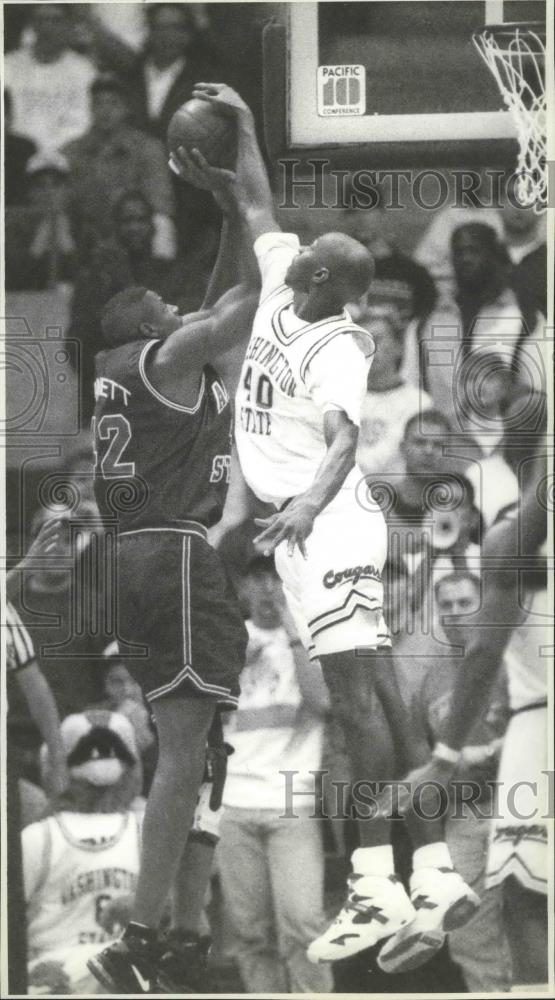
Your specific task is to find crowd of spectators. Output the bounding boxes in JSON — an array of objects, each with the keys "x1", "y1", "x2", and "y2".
[{"x1": 4, "y1": 3, "x2": 549, "y2": 995}]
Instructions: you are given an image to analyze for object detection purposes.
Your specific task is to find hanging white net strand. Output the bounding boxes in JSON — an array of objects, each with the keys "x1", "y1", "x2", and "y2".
[{"x1": 473, "y1": 24, "x2": 547, "y2": 212}]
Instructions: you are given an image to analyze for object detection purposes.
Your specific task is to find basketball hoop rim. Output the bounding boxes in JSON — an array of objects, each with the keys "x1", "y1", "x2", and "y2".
[{"x1": 473, "y1": 21, "x2": 546, "y2": 46}]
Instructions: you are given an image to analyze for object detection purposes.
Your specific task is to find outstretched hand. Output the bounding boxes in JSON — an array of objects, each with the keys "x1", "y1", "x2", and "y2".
[
  {"x1": 253, "y1": 497, "x2": 317, "y2": 559},
  {"x1": 169, "y1": 145, "x2": 236, "y2": 210},
  {"x1": 192, "y1": 82, "x2": 253, "y2": 120}
]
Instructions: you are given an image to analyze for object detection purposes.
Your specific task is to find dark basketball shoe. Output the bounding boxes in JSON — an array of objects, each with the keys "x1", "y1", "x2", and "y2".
[
  {"x1": 157, "y1": 929, "x2": 214, "y2": 994},
  {"x1": 87, "y1": 925, "x2": 164, "y2": 994}
]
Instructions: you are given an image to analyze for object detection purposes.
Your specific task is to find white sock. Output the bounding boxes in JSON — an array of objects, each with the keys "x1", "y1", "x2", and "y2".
[
  {"x1": 352, "y1": 845, "x2": 395, "y2": 877},
  {"x1": 412, "y1": 841, "x2": 454, "y2": 872}
]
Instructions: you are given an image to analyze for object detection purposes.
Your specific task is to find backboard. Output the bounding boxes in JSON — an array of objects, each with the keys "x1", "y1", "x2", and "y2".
[{"x1": 264, "y1": 0, "x2": 547, "y2": 166}]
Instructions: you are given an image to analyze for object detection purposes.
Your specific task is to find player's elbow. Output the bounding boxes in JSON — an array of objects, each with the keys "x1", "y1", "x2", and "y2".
[{"x1": 339, "y1": 421, "x2": 359, "y2": 468}]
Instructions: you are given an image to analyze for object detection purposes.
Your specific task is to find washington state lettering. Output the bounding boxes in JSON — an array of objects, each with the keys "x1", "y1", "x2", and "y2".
[
  {"x1": 61, "y1": 867, "x2": 138, "y2": 904},
  {"x1": 244, "y1": 336, "x2": 297, "y2": 397}
]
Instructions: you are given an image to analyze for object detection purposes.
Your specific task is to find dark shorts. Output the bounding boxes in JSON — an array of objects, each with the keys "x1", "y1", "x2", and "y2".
[{"x1": 116, "y1": 523, "x2": 247, "y2": 708}]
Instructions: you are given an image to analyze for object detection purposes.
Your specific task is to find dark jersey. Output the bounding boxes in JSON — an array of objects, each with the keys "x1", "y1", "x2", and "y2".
[{"x1": 93, "y1": 339, "x2": 232, "y2": 531}]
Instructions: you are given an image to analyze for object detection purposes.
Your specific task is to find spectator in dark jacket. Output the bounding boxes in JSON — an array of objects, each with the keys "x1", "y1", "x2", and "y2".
[
  {"x1": 92, "y1": 5, "x2": 227, "y2": 253},
  {"x1": 63, "y1": 73, "x2": 176, "y2": 258}
]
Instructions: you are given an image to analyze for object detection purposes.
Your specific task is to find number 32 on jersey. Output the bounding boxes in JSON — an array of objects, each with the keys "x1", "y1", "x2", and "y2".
[
  {"x1": 92, "y1": 414, "x2": 135, "y2": 478},
  {"x1": 240, "y1": 365, "x2": 273, "y2": 436}
]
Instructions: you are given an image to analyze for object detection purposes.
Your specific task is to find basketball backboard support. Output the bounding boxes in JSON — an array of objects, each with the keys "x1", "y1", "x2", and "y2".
[{"x1": 263, "y1": 0, "x2": 547, "y2": 167}]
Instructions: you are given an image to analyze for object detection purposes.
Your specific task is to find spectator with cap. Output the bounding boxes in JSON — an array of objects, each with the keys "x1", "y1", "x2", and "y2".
[
  {"x1": 5, "y1": 150, "x2": 76, "y2": 292},
  {"x1": 4, "y1": 3, "x2": 95, "y2": 152},
  {"x1": 63, "y1": 73, "x2": 176, "y2": 259}
]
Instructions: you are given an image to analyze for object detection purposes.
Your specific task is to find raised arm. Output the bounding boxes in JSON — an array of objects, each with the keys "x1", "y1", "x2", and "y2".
[
  {"x1": 169, "y1": 143, "x2": 260, "y2": 306},
  {"x1": 154, "y1": 284, "x2": 259, "y2": 373},
  {"x1": 191, "y1": 83, "x2": 278, "y2": 241}
]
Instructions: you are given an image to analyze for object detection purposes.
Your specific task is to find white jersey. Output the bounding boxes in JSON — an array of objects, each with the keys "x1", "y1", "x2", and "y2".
[
  {"x1": 235, "y1": 232, "x2": 375, "y2": 506},
  {"x1": 23, "y1": 811, "x2": 142, "y2": 960}
]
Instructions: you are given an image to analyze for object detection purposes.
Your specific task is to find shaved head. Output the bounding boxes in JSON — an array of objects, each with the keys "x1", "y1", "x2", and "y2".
[
  {"x1": 285, "y1": 231, "x2": 375, "y2": 307},
  {"x1": 312, "y1": 232, "x2": 375, "y2": 299}
]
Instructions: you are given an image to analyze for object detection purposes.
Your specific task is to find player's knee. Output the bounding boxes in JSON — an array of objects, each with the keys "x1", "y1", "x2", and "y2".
[{"x1": 156, "y1": 742, "x2": 206, "y2": 789}]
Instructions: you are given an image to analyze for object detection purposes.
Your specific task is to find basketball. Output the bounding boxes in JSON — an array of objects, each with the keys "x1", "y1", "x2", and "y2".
[{"x1": 167, "y1": 98, "x2": 238, "y2": 174}]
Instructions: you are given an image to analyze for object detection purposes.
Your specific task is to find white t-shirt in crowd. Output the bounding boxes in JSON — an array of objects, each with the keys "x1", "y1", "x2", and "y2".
[
  {"x1": 357, "y1": 382, "x2": 432, "y2": 478},
  {"x1": 223, "y1": 621, "x2": 324, "y2": 811},
  {"x1": 4, "y1": 48, "x2": 96, "y2": 152}
]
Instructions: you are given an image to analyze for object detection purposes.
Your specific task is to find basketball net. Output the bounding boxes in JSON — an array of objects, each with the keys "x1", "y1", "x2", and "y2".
[{"x1": 473, "y1": 23, "x2": 547, "y2": 212}]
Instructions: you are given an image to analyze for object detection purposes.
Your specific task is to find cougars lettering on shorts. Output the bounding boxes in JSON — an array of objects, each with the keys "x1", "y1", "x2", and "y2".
[{"x1": 235, "y1": 232, "x2": 375, "y2": 506}]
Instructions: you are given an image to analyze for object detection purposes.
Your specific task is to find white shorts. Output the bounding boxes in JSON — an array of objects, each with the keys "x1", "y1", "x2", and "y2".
[
  {"x1": 486, "y1": 705, "x2": 549, "y2": 895},
  {"x1": 274, "y1": 468, "x2": 391, "y2": 659}
]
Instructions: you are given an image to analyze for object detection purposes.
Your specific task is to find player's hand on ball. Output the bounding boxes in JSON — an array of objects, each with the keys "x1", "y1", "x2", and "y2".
[
  {"x1": 169, "y1": 145, "x2": 236, "y2": 205},
  {"x1": 192, "y1": 82, "x2": 253, "y2": 120},
  {"x1": 254, "y1": 498, "x2": 316, "y2": 559}
]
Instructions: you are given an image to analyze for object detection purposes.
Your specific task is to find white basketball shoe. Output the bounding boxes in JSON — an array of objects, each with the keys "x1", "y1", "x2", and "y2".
[
  {"x1": 307, "y1": 873, "x2": 416, "y2": 964},
  {"x1": 377, "y1": 866, "x2": 480, "y2": 974}
]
